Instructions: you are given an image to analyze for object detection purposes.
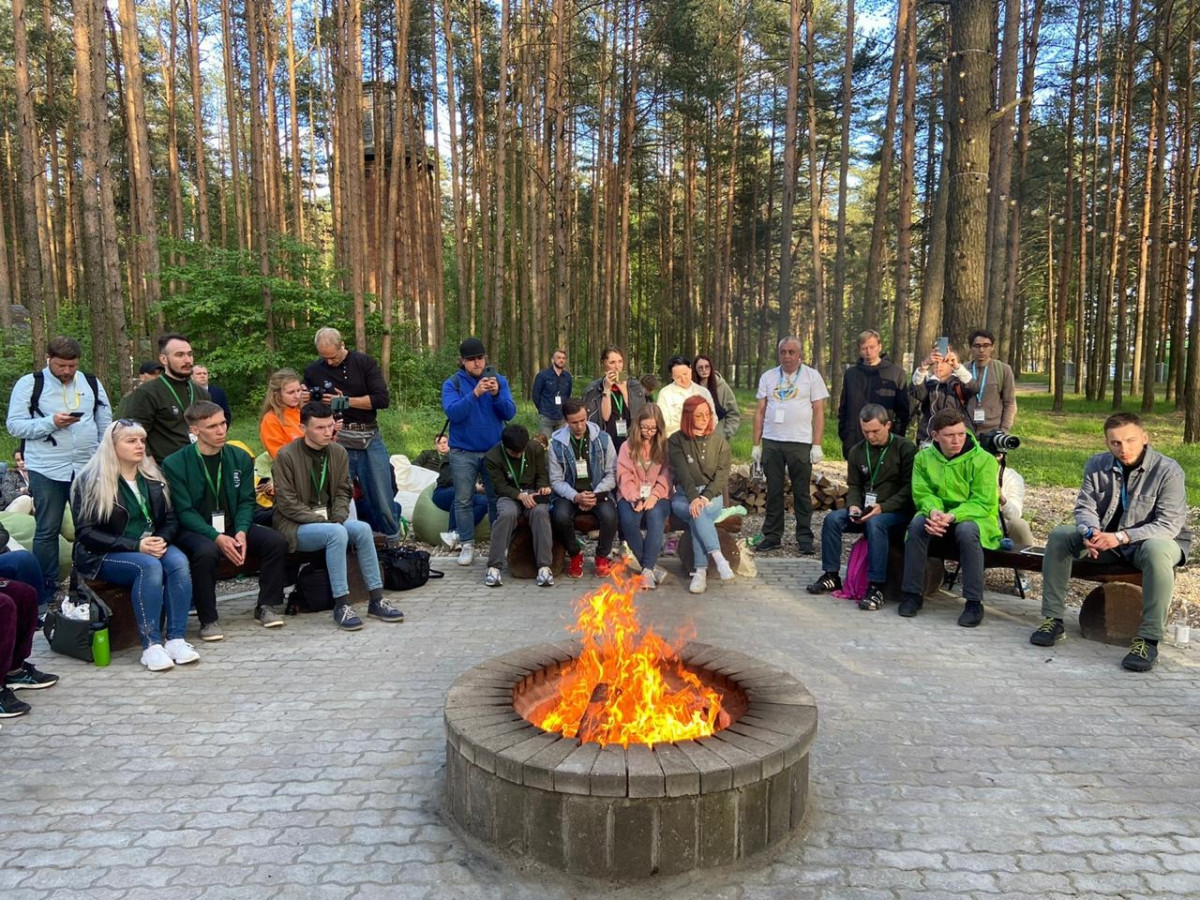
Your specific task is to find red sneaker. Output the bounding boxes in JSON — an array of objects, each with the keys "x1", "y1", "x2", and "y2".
[
  {"x1": 595, "y1": 557, "x2": 611, "y2": 578},
  {"x1": 568, "y1": 553, "x2": 584, "y2": 578}
]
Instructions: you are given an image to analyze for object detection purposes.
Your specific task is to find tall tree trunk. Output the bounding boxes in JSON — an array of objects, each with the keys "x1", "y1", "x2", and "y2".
[
  {"x1": 1139, "y1": 8, "x2": 1170, "y2": 412},
  {"x1": 891, "y1": 0, "x2": 917, "y2": 360},
  {"x1": 12, "y1": 0, "x2": 47, "y2": 357},
  {"x1": 986, "y1": 0, "x2": 1020, "y2": 357},
  {"x1": 802, "y1": 0, "x2": 827, "y2": 372},
  {"x1": 220, "y1": 0, "x2": 244, "y2": 249},
  {"x1": 247, "y1": 0, "x2": 276, "y2": 349},
  {"x1": 777, "y1": 0, "x2": 801, "y2": 337},
  {"x1": 1052, "y1": 0, "x2": 1084, "y2": 412},
  {"x1": 830, "y1": 0, "x2": 854, "y2": 396},
  {"x1": 185, "y1": 0, "x2": 210, "y2": 244}
]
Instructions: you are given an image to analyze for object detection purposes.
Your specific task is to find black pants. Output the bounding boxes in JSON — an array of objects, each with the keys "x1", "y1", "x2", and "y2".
[
  {"x1": 175, "y1": 524, "x2": 288, "y2": 624},
  {"x1": 551, "y1": 497, "x2": 618, "y2": 558},
  {"x1": 762, "y1": 439, "x2": 814, "y2": 545},
  {"x1": 901, "y1": 517, "x2": 985, "y2": 603}
]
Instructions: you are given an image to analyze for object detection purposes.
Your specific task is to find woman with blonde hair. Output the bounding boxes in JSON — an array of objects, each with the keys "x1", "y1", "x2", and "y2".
[
  {"x1": 70, "y1": 420, "x2": 197, "y2": 672},
  {"x1": 258, "y1": 368, "x2": 306, "y2": 459},
  {"x1": 615, "y1": 403, "x2": 672, "y2": 590},
  {"x1": 668, "y1": 395, "x2": 734, "y2": 594}
]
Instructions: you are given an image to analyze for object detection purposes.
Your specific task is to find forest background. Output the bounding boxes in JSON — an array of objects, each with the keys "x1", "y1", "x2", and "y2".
[{"x1": 1, "y1": 0, "x2": 1200, "y2": 483}]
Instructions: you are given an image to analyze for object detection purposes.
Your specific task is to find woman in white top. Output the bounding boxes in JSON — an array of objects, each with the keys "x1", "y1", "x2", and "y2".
[{"x1": 656, "y1": 355, "x2": 716, "y2": 436}]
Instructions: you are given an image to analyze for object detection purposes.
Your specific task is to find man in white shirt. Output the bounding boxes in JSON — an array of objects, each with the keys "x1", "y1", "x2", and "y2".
[{"x1": 750, "y1": 336, "x2": 829, "y2": 554}]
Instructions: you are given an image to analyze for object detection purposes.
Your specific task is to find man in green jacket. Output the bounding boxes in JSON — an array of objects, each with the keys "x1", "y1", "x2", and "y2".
[
  {"x1": 481, "y1": 424, "x2": 554, "y2": 588},
  {"x1": 163, "y1": 402, "x2": 289, "y2": 636},
  {"x1": 898, "y1": 408, "x2": 1000, "y2": 626}
]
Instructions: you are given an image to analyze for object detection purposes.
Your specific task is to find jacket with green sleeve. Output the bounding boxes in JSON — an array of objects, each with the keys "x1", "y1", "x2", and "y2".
[
  {"x1": 484, "y1": 441, "x2": 550, "y2": 500},
  {"x1": 162, "y1": 443, "x2": 257, "y2": 539},
  {"x1": 911, "y1": 432, "x2": 1002, "y2": 548}
]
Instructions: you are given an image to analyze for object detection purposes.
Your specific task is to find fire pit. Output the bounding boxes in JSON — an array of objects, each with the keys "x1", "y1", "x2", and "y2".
[{"x1": 444, "y1": 574, "x2": 818, "y2": 877}]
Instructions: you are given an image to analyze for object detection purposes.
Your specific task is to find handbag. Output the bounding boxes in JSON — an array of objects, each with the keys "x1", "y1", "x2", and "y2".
[
  {"x1": 336, "y1": 428, "x2": 377, "y2": 452},
  {"x1": 42, "y1": 581, "x2": 112, "y2": 662},
  {"x1": 381, "y1": 546, "x2": 444, "y2": 591},
  {"x1": 285, "y1": 562, "x2": 337, "y2": 614},
  {"x1": 832, "y1": 537, "x2": 869, "y2": 601}
]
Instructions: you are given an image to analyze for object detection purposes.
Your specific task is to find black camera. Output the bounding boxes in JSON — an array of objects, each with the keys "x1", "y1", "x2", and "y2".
[
  {"x1": 306, "y1": 385, "x2": 324, "y2": 403},
  {"x1": 980, "y1": 430, "x2": 1021, "y2": 453}
]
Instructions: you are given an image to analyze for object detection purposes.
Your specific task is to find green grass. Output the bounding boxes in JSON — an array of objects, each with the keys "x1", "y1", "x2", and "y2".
[{"x1": 5, "y1": 383, "x2": 1197, "y2": 505}]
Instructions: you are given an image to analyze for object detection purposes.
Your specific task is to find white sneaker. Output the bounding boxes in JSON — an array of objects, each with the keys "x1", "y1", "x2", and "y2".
[
  {"x1": 653, "y1": 567, "x2": 669, "y2": 585},
  {"x1": 484, "y1": 566, "x2": 503, "y2": 587},
  {"x1": 536, "y1": 566, "x2": 555, "y2": 587},
  {"x1": 141, "y1": 644, "x2": 175, "y2": 672},
  {"x1": 689, "y1": 570, "x2": 708, "y2": 594},
  {"x1": 440, "y1": 531, "x2": 461, "y2": 550},
  {"x1": 163, "y1": 639, "x2": 200, "y2": 665},
  {"x1": 715, "y1": 559, "x2": 735, "y2": 582},
  {"x1": 641, "y1": 569, "x2": 657, "y2": 591},
  {"x1": 458, "y1": 542, "x2": 476, "y2": 566}
]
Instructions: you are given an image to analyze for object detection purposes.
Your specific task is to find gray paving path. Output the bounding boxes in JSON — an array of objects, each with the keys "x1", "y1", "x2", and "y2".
[{"x1": 2, "y1": 556, "x2": 1198, "y2": 899}]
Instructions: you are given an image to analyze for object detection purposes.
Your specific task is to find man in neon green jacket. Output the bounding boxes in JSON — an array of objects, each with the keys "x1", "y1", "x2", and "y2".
[{"x1": 898, "y1": 408, "x2": 1000, "y2": 626}]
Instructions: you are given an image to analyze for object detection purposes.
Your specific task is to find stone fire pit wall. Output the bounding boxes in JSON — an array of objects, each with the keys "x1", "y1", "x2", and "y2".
[{"x1": 444, "y1": 641, "x2": 818, "y2": 878}]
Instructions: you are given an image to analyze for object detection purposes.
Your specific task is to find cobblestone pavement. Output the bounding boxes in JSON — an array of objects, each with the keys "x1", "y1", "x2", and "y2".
[{"x1": 3, "y1": 556, "x2": 1199, "y2": 900}]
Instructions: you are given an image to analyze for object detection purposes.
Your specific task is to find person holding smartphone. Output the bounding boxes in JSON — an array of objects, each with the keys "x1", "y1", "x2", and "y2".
[
  {"x1": 910, "y1": 342, "x2": 978, "y2": 444},
  {"x1": 582, "y1": 346, "x2": 647, "y2": 452},
  {"x1": 807, "y1": 404, "x2": 917, "y2": 610}
]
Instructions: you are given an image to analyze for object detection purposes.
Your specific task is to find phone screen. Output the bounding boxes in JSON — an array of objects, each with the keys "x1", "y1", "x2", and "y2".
[{"x1": 935, "y1": 337, "x2": 950, "y2": 357}]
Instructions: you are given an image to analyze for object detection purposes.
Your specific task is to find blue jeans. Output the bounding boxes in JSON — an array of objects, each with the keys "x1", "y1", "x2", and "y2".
[
  {"x1": 345, "y1": 433, "x2": 402, "y2": 540},
  {"x1": 294, "y1": 520, "x2": 383, "y2": 598},
  {"x1": 449, "y1": 449, "x2": 497, "y2": 543},
  {"x1": 96, "y1": 546, "x2": 192, "y2": 649},
  {"x1": 0, "y1": 548, "x2": 47, "y2": 611},
  {"x1": 670, "y1": 491, "x2": 725, "y2": 569},
  {"x1": 432, "y1": 485, "x2": 487, "y2": 534},
  {"x1": 617, "y1": 498, "x2": 670, "y2": 571},
  {"x1": 820, "y1": 509, "x2": 911, "y2": 583},
  {"x1": 28, "y1": 470, "x2": 71, "y2": 596}
]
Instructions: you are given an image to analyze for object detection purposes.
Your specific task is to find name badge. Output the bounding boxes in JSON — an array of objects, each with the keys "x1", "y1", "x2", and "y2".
[
  {"x1": 212, "y1": 512, "x2": 226, "y2": 533},
  {"x1": 311, "y1": 507, "x2": 329, "y2": 521},
  {"x1": 864, "y1": 492, "x2": 878, "y2": 509},
  {"x1": 774, "y1": 406, "x2": 786, "y2": 424},
  {"x1": 615, "y1": 419, "x2": 628, "y2": 437},
  {"x1": 639, "y1": 484, "x2": 651, "y2": 500},
  {"x1": 575, "y1": 458, "x2": 588, "y2": 479},
  {"x1": 973, "y1": 408, "x2": 986, "y2": 424},
  {"x1": 555, "y1": 395, "x2": 562, "y2": 406}
]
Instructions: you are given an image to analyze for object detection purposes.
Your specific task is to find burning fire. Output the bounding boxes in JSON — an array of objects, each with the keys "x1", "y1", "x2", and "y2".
[{"x1": 538, "y1": 566, "x2": 724, "y2": 747}]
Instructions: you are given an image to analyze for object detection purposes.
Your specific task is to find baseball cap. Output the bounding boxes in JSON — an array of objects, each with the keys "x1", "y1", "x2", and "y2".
[
  {"x1": 459, "y1": 337, "x2": 487, "y2": 358},
  {"x1": 139, "y1": 361, "x2": 164, "y2": 375}
]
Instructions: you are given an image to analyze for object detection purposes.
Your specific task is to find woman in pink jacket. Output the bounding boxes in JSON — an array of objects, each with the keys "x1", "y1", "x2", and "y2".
[{"x1": 616, "y1": 403, "x2": 673, "y2": 591}]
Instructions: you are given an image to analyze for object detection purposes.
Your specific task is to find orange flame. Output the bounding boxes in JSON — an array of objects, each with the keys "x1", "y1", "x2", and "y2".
[{"x1": 538, "y1": 566, "x2": 723, "y2": 747}]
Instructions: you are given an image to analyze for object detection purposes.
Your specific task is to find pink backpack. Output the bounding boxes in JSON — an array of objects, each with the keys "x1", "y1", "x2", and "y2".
[{"x1": 832, "y1": 537, "x2": 869, "y2": 601}]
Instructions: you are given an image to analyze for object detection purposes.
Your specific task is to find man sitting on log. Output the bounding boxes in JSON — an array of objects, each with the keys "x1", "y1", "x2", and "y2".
[
  {"x1": 807, "y1": 403, "x2": 916, "y2": 611},
  {"x1": 1031, "y1": 412, "x2": 1191, "y2": 672},
  {"x1": 897, "y1": 408, "x2": 1001, "y2": 627},
  {"x1": 482, "y1": 424, "x2": 554, "y2": 588}
]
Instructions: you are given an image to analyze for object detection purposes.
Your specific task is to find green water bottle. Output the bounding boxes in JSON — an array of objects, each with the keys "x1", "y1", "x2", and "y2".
[{"x1": 91, "y1": 622, "x2": 111, "y2": 667}]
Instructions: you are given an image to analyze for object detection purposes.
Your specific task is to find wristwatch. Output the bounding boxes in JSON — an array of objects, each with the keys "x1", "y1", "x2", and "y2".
[{"x1": 1117, "y1": 530, "x2": 1130, "y2": 545}]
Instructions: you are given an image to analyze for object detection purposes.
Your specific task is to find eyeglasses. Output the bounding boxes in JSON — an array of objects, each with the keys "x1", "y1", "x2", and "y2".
[
  {"x1": 639, "y1": 424, "x2": 658, "y2": 432},
  {"x1": 116, "y1": 418, "x2": 136, "y2": 427},
  {"x1": 971, "y1": 342, "x2": 993, "y2": 349}
]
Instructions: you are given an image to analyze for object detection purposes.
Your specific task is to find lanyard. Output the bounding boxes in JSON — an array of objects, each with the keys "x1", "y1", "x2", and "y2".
[
  {"x1": 571, "y1": 435, "x2": 589, "y2": 461},
  {"x1": 311, "y1": 456, "x2": 328, "y2": 496},
  {"x1": 864, "y1": 436, "x2": 892, "y2": 488},
  {"x1": 504, "y1": 452, "x2": 526, "y2": 487},
  {"x1": 62, "y1": 377, "x2": 81, "y2": 410},
  {"x1": 162, "y1": 377, "x2": 194, "y2": 413},
  {"x1": 128, "y1": 477, "x2": 152, "y2": 523},
  {"x1": 611, "y1": 390, "x2": 625, "y2": 416},
  {"x1": 196, "y1": 445, "x2": 223, "y2": 504},
  {"x1": 775, "y1": 366, "x2": 800, "y2": 401},
  {"x1": 971, "y1": 362, "x2": 989, "y2": 394}
]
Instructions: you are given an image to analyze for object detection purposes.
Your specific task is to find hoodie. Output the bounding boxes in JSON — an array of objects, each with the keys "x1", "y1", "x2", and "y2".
[
  {"x1": 441, "y1": 368, "x2": 518, "y2": 453},
  {"x1": 910, "y1": 431, "x2": 1002, "y2": 549}
]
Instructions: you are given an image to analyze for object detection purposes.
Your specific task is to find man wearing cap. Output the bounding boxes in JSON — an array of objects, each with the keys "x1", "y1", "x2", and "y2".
[
  {"x1": 138, "y1": 361, "x2": 164, "y2": 384},
  {"x1": 441, "y1": 338, "x2": 517, "y2": 566},
  {"x1": 303, "y1": 327, "x2": 404, "y2": 548},
  {"x1": 118, "y1": 333, "x2": 211, "y2": 464}
]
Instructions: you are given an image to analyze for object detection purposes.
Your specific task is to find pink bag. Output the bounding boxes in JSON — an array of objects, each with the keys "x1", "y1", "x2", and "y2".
[{"x1": 831, "y1": 537, "x2": 868, "y2": 601}]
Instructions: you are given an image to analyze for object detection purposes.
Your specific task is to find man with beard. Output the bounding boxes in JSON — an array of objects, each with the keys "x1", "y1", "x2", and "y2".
[{"x1": 118, "y1": 333, "x2": 211, "y2": 464}]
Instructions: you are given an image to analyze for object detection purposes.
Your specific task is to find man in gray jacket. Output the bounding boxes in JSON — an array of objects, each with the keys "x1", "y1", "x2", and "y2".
[{"x1": 1031, "y1": 412, "x2": 1191, "y2": 671}]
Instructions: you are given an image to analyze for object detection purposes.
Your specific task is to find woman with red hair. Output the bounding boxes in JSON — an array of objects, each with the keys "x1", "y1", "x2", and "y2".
[{"x1": 667, "y1": 395, "x2": 734, "y2": 593}]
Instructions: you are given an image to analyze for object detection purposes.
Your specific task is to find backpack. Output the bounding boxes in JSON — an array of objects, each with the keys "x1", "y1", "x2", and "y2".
[
  {"x1": 285, "y1": 562, "x2": 336, "y2": 614},
  {"x1": 380, "y1": 545, "x2": 444, "y2": 591},
  {"x1": 24, "y1": 370, "x2": 106, "y2": 451},
  {"x1": 832, "y1": 537, "x2": 869, "y2": 601}
]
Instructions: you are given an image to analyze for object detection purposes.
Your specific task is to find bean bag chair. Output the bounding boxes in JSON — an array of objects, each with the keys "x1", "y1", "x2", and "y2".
[
  {"x1": 0, "y1": 510, "x2": 72, "y2": 580},
  {"x1": 411, "y1": 482, "x2": 490, "y2": 546}
]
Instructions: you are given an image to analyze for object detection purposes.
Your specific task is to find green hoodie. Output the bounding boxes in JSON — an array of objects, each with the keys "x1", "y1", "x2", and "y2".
[{"x1": 911, "y1": 432, "x2": 1002, "y2": 549}]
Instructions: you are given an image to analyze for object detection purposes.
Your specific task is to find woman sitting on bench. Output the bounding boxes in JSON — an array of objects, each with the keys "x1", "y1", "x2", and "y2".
[{"x1": 71, "y1": 420, "x2": 198, "y2": 672}]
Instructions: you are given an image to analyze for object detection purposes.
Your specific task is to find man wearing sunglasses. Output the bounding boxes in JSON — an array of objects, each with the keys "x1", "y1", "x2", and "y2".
[{"x1": 963, "y1": 329, "x2": 1017, "y2": 434}]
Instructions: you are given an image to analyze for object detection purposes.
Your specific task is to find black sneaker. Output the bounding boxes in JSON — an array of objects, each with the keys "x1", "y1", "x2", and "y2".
[
  {"x1": 332, "y1": 604, "x2": 364, "y2": 631},
  {"x1": 858, "y1": 586, "x2": 886, "y2": 611},
  {"x1": 796, "y1": 541, "x2": 815, "y2": 555},
  {"x1": 368, "y1": 598, "x2": 405, "y2": 622},
  {"x1": 898, "y1": 594, "x2": 923, "y2": 617},
  {"x1": 805, "y1": 572, "x2": 841, "y2": 594},
  {"x1": 5, "y1": 662, "x2": 59, "y2": 690},
  {"x1": 1121, "y1": 638, "x2": 1158, "y2": 672},
  {"x1": 958, "y1": 600, "x2": 985, "y2": 628},
  {"x1": 0, "y1": 687, "x2": 32, "y2": 718},
  {"x1": 1030, "y1": 618, "x2": 1065, "y2": 647}
]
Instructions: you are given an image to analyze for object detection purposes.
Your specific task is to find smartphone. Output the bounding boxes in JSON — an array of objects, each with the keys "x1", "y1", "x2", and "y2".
[
  {"x1": 481, "y1": 365, "x2": 498, "y2": 380},
  {"x1": 935, "y1": 336, "x2": 950, "y2": 357},
  {"x1": 68, "y1": 411, "x2": 84, "y2": 418},
  {"x1": 331, "y1": 395, "x2": 350, "y2": 413}
]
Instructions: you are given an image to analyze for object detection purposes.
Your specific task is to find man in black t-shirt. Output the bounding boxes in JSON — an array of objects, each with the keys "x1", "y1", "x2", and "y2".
[{"x1": 303, "y1": 327, "x2": 403, "y2": 547}]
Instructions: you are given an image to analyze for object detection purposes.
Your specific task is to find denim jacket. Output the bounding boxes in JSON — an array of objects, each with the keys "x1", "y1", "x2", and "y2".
[
  {"x1": 549, "y1": 422, "x2": 617, "y2": 501},
  {"x1": 1074, "y1": 448, "x2": 1191, "y2": 559}
]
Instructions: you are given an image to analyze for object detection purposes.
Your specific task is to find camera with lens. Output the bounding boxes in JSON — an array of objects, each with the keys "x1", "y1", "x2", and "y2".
[
  {"x1": 306, "y1": 385, "x2": 324, "y2": 403},
  {"x1": 980, "y1": 430, "x2": 1021, "y2": 454}
]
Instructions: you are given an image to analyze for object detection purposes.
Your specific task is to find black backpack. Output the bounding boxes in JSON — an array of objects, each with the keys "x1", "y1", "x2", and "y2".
[
  {"x1": 285, "y1": 562, "x2": 336, "y2": 614},
  {"x1": 380, "y1": 545, "x2": 444, "y2": 591}
]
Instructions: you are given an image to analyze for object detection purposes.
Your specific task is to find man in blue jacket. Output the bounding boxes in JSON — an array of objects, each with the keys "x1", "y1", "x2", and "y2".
[
  {"x1": 5, "y1": 336, "x2": 112, "y2": 606},
  {"x1": 442, "y1": 338, "x2": 517, "y2": 566},
  {"x1": 531, "y1": 349, "x2": 572, "y2": 438}
]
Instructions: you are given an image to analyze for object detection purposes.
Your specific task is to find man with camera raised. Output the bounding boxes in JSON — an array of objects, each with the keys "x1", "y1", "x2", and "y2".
[
  {"x1": 807, "y1": 404, "x2": 916, "y2": 611},
  {"x1": 964, "y1": 329, "x2": 1017, "y2": 434},
  {"x1": 304, "y1": 327, "x2": 403, "y2": 548}
]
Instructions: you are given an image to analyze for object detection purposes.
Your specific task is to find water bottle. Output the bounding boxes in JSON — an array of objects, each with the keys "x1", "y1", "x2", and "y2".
[{"x1": 91, "y1": 622, "x2": 111, "y2": 667}]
